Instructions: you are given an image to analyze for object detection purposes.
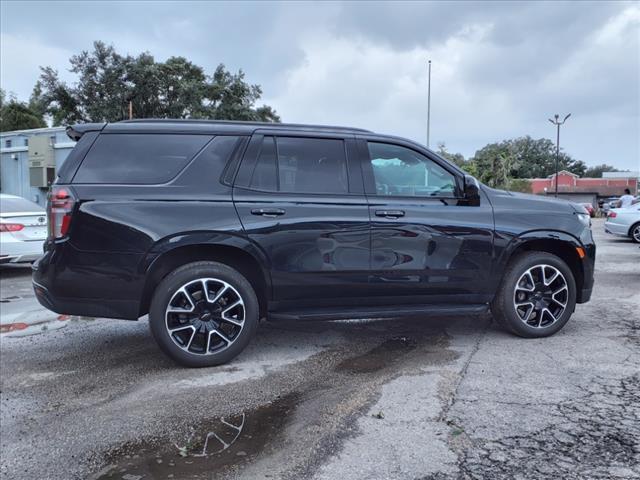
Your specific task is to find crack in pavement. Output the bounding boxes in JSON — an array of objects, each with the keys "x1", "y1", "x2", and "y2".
[
  {"x1": 433, "y1": 373, "x2": 640, "y2": 480},
  {"x1": 437, "y1": 319, "x2": 490, "y2": 423}
]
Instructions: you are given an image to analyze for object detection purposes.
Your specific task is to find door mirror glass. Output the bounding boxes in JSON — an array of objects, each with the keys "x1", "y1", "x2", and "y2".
[{"x1": 464, "y1": 175, "x2": 481, "y2": 206}]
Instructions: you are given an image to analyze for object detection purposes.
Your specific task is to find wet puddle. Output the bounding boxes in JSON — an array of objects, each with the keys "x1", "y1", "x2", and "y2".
[
  {"x1": 335, "y1": 331, "x2": 459, "y2": 374},
  {"x1": 335, "y1": 336, "x2": 418, "y2": 373},
  {"x1": 94, "y1": 392, "x2": 300, "y2": 479}
]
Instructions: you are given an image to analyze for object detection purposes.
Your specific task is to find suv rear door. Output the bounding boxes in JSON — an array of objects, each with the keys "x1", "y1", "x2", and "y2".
[
  {"x1": 232, "y1": 131, "x2": 370, "y2": 306},
  {"x1": 358, "y1": 136, "x2": 495, "y2": 304}
]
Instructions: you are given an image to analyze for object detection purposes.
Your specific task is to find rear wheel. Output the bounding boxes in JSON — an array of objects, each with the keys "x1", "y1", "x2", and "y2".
[
  {"x1": 630, "y1": 223, "x2": 640, "y2": 243},
  {"x1": 491, "y1": 252, "x2": 577, "y2": 338},
  {"x1": 149, "y1": 261, "x2": 259, "y2": 367}
]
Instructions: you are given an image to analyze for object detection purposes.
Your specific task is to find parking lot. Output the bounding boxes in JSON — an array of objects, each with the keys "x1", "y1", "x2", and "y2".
[{"x1": 1, "y1": 218, "x2": 638, "y2": 480}]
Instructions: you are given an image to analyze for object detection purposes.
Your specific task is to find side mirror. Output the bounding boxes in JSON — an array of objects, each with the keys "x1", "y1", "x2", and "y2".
[{"x1": 463, "y1": 175, "x2": 480, "y2": 206}]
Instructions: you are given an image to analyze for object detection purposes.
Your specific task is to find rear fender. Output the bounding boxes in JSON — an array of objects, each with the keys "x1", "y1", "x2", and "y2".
[{"x1": 138, "y1": 231, "x2": 272, "y2": 316}]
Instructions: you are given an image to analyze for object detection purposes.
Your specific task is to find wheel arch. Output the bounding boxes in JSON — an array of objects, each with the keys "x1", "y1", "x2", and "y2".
[
  {"x1": 498, "y1": 231, "x2": 586, "y2": 303},
  {"x1": 139, "y1": 234, "x2": 271, "y2": 318}
]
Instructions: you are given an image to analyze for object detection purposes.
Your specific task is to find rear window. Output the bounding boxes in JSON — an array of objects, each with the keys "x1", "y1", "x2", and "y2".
[
  {"x1": 1, "y1": 196, "x2": 44, "y2": 213},
  {"x1": 73, "y1": 134, "x2": 211, "y2": 184}
]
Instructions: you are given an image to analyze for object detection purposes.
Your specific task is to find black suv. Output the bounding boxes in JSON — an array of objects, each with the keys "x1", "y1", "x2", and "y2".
[{"x1": 33, "y1": 120, "x2": 595, "y2": 367}]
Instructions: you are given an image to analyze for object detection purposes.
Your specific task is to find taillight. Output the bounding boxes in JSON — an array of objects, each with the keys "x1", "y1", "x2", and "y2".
[
  {"x1": 47, "y1": 186, "x2": 77, "y2": 240},
  {"x1": 608, "y1": 211, "x2": 617, "y2": 219},
  {"x1": 0, "y1": 223, "x2": 24, "y2": 232}
]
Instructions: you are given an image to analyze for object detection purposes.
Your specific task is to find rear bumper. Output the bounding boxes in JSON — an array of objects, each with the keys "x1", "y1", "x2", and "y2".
[
  {"x1": 32, "y1": 251, "x2": 141, "y2": 320},
  {"x1": 32, "y1": 279, "x2": 137, "y2": 319},
  {"x1": 0, "y1": 238, "x2": 44, "y2": 264},
  {"x1": 604, "y1": 222, "x2": 628, "y2": 237},
  {"x1": 0, "y1": 253, "x2": 42, "y2": 264}
]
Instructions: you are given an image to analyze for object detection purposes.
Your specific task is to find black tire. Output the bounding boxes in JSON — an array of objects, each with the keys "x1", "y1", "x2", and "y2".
[
  {"x1": 629, "y1": 223, "x2": 640, "y2": 243},
  {"x1": 149, "y1": 261, "x2": 259, "y2": 367},
  {"x1": 491, "y1": 252, "x2": 577, "y2": 338}
]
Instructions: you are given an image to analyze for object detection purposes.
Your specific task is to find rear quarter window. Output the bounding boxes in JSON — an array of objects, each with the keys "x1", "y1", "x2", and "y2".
[{"x1": 73, "y1": 134, "x2": 211, "y2": 184}]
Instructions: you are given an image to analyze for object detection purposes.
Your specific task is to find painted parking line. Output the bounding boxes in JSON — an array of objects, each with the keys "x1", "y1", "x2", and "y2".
[{"x1": 0, "y1": 309, "x2": 71, "y2": 337}]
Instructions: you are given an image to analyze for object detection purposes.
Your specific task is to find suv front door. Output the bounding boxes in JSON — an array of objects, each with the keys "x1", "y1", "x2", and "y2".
[
  {"x1": 233, "y1": 132, "x2": 370, "y2": 306},
  {"x1": 359, "y1": 137, "x2": 495, "y2": 305}
]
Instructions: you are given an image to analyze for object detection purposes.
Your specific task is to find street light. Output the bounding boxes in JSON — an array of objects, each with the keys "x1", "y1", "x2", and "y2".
[
  {"x1": 548, "y1": 113, "x2": 571, "y2": 197},
  {"x1": 427, "y1": 60, "x2": 432, "y2": 148}
]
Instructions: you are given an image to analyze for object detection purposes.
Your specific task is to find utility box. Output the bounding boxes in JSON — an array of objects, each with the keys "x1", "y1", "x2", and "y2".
[
  {"x1": 29, "y1": 166, "x2": 56, "y2": 188},
  {"x1": 28, "y1": 136, "x2": 56, "y2": 187}
]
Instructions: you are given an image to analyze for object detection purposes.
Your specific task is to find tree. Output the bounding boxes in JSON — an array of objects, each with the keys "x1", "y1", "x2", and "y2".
[
  {"x1": 508, "y1": 178, "x2": 533, "y2": 194},
  {"x1": 436, "y1": 142, "x2": 466, "y2": 168},
  {"x1": 0, "y1": 89, "x2": 47, "y2": 132},
  {"x1": 470, "y1": 142, "x2": 512, "y2": 188},
  {"x1": 469, "y1": 136, "x2": 587, "y2": 188},
  {"x1": 584, "y1": 164, "x2": 619, "y2": 178},
  {"x1": 31, "y1": 41, "x2": 280, "y2": 125},
  {"x1": 436, "y1": 142, "x2": 478, "y2": 176}
]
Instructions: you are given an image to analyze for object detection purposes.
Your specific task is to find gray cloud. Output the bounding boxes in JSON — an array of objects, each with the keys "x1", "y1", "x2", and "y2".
[{"x1": 1, "y1": 0, "x2": 638, "y2": 170}]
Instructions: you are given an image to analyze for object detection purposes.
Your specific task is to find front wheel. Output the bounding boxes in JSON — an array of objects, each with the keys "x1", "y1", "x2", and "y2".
[
  {"x1": 491, "y1": 252, "x2": 577, "y2": 338},
  {"x1": 149, "y1": 261, "x2": 259, "y2": 367}
]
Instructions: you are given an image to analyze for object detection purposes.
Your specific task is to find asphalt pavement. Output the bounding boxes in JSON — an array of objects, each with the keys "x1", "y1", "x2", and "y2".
[{"x1": 1, "y1": 218, "x2": 638, "y2": 480}]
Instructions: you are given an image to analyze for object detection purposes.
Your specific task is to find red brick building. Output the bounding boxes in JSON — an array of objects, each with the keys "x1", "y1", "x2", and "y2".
[{"x1": 529, "y1": 171, "x2": 638, "y2": 206}]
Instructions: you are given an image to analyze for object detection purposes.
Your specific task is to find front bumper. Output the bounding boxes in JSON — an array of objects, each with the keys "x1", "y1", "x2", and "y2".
[
  {"x1": 576, "y1": 227, "x2": 596, "y2": 304},
  {"x1": 579, "y1": 285, "x2": 593, "y2": 303}
]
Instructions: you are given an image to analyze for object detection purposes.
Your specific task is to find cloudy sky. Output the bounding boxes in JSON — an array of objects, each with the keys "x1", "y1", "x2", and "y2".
[{"x1": 1, "y1": 0, "x2": 638, "y2": 170}]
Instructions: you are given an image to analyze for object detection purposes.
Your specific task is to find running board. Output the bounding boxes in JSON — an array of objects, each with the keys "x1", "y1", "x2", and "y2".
[{"x1": 268, "y1": 303, "x2": 489, "y2": 322}]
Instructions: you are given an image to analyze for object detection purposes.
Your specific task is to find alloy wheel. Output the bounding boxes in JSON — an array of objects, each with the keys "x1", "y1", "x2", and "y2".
[
  {"x1": 513, "y1": 264, "x2": 568, "y2": 328},
  {"x1": 632, "y1": 225, "x2": 640, "y2": 243},
  {"x1": 165, "y1": 278, "x2": 245, "y2": 355}
]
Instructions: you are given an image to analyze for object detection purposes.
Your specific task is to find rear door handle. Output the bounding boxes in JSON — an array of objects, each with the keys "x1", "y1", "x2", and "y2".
[
  {"x1": 251, "y1": 208, "x2": 286, "y2": 217},
  {"x1": 375, "y1": 210, "x2": 405, "y2": 218}
]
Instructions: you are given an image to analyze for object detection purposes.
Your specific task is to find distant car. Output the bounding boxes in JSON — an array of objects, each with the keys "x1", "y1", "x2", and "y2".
[
  {"x1": 580, "y1": 203, "x2": 595, "y2": 217},
  {"x1": 0, "y1": 194, "x2": 47, "y2": 264},
  {"x1": 601, "y1": 197, "x2": 619, "y2": 214},
  {"x1": 605, "y1": 204, "x2": 640, "y2": 243}
]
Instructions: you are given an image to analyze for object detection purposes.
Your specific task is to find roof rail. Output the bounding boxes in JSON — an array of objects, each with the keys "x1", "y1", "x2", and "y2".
[{"x1": 118, "y1": 118, "x2": 372, "y2": 133}]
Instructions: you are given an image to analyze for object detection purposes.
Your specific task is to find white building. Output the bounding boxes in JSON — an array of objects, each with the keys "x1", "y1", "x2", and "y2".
[
  {"x1": 602, "y1": 171, "x2": 639, "y2": 179},
  {"x1": 0, "y1": 127, "x2": 76, "y2": 206}
]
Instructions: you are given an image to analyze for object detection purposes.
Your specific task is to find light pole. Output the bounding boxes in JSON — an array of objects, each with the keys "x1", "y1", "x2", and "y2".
[
  {"x1": 548, "y1": 113, "x2": 571, "y2": 197},
  {"x1": 427, "y1": 60, "x2": 431, "y2": 148}
]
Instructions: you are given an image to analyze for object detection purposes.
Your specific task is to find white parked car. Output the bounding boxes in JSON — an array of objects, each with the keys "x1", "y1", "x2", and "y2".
[
  {"x1": 605, "y1": 204, "x2": 640, "y2": 243},
  {"x1": 0, "y1": 194, "x2": 47, "y2": 264}
]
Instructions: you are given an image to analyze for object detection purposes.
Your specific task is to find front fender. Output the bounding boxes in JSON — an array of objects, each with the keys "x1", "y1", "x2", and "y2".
[
  {"x1": 496, "y1": 229, "x2": 583, "y2": 270},
  {"x1": 492, "y1": 228, "x2": 595, "y2": 303}
]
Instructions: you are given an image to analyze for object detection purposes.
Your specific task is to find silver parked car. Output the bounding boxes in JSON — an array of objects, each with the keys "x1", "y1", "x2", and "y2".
[
  {"x1": 604, "y1": 204, "x2": 640, "y2": 243},
  {"x1": 0, "y1": 194, "x2": 47, "y2": 264}
]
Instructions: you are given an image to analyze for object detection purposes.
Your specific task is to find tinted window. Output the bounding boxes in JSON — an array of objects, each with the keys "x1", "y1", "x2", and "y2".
[
  {"x1": 1, "y1": 196, "x2": 44, "y2": 213},
  {"x1": 249, "y1": 136, "x2": 277, "y2": 190},
  {"x1": 277, "y1": 137, "x2": 348, "y2": 194},
  {"x1": 246, "y1": 136, "x2": 349, "y2": 194},
  {"x1": 74, "y1": 134, "x2": 211, "y2": 184},
  {"x1": 368, "y1": 142, "x2": 457, "y2": 197}
]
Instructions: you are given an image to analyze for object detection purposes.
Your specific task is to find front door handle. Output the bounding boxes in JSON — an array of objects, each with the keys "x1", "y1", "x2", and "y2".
[
  {"x1": 375, "y1": 210, "x2": 405, "y2": 218},
  {"x1": 251, "y1": 208, "x2": 286, "y2": 217}
]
